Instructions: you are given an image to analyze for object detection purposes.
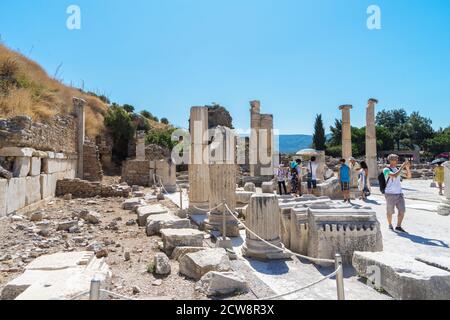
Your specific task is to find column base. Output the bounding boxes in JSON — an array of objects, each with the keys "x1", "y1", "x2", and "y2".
[
  {"x1": 437, "y1": 200, "x2": 450, "y2": 216},
  {"x1": 188, "y1": 201, "x2": 210, "y2": 215},
  {"x1": 242, "y1": 238, "x2": 291, "y2": 260},
  {"x1": 204, "y1": 212, "x2": 240, "y2": 237}
]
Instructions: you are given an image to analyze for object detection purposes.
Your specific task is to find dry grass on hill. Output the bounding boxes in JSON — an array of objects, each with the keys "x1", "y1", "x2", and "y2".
[{"x1": 0, "y1": 44, "x2": 108, "y2": 137}]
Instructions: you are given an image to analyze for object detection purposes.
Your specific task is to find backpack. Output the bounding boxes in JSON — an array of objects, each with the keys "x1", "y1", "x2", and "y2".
[{"x1": 378, "y1": 168, "x2": 393, "y2": 194}]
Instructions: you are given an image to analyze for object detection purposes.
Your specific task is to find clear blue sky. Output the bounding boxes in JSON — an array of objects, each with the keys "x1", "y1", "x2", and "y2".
[{"x1": 1, "y1": 0, "x2": 449, "y2": 134}]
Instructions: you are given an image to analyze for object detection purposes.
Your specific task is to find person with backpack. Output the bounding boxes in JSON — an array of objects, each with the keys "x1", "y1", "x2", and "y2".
[
  {"x1": 338, "y1": 159, "x2": 351, "y2": 203},
  {"x1": 291, "y1": 159, "x2": 303, "y2": 196},
  {"x1": 379, "y1": 154, "x2": 412, "y2": 233}
]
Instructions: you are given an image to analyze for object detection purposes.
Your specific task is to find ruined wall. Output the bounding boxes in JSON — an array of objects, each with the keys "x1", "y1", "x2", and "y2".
[
  {"x1": 0, "y1": 115, "x2": 77, "y2": 154},
  {"x1": 83, "y1": 141, "x2": 103, "y2": 182},
  {"x1": 56, "y1": 179, "x2": 130, "y2": 198}
]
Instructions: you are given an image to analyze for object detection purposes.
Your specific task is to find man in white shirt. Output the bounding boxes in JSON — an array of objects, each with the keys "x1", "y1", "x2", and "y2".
[
  {"x1": 384, "y1": 154, "x2": 412, "y2": 233},
  {"x1": 307, "y1": 156, "x2": 319, "y2": 194}
]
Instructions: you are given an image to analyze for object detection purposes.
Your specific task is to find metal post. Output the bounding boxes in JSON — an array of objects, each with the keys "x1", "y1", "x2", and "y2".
[
  {"x1": 179, "y1": 185, "x2": 183, "y2": 211},
  {"x1": 335, "y1": 254, "x2": 345, "y2": 300},
  {"x1": 89, "y1": 277, "x2": 101, "y2": 300},
  {"x1": 222, "y1": 200, "x2": 226, "y2": 238}
]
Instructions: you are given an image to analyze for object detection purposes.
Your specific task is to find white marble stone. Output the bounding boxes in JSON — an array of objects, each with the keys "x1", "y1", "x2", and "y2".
[{"x1": 13, "y1": 157, "x2": 30, "y2": 177}]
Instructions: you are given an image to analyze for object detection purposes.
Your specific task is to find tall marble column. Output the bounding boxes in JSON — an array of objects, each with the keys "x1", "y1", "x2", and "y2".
[
  {"x1": 242, "y1": 194, "x2": 291, "y2": 260},
  {"x1": 249, "y1": 100, "x2": 261, "y2": 177},
  {"x1": 437, "y1": 161, "x2": 450, "y2": 216},
  {"x1": 366, "y1": 99, "x2": 379, "y2": 181},
  {"x1": 205, "y1": 126, "x2": 240, "y2": 236},
  {"x1": 188, "y1": 107, "x2": 210, "y2": 213},
  {"x1": 73, "y1": 97, "x2": 86, "y2": 179},
  {"x1": 339, "y1": 105, "x2": 353, "y2": 161}
]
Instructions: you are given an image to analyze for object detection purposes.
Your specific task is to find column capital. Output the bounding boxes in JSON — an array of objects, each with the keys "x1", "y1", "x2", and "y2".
[
  {"x1": 250, "y1": 100, "x2": 261, "y2": 112},
  {"x1": 72, "y1": 97, "x2": 86, "y2": 108},
  {"x1": 368, "y1": 98, "x2": 379, "y2": 105},
  {"x1": 339, "y1": 104, "x2": 353, "y2": 111}
]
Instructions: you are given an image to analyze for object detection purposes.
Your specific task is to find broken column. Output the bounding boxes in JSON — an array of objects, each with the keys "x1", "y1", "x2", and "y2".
[
  {"x1": 242, "y1": 194, "x2": 290, "y2": 260},
  {"x1": 205, "y1": 126, "x2": 239, "y2": 237},
  {"x1": 136, "y1": 131, "x2": 146, "y2": 161},
  {"x1": 366, "y1": 99, "x2": 378, "y2": 181},
  {"x1": 73, "y1": 97, "x2": 86, "y2": 179},
  {"x1": 339, "y1": 105, "x2": 353, "y2": 161},
  {"x1": 188, "y1": 107, "x2": 210, "y2": 213},
  {"x1": 437, "y1": 161, "x2": 450, "y2": 216},
  {"x1": 249, "y1": 100, "x2": 274, "y2": 177}
]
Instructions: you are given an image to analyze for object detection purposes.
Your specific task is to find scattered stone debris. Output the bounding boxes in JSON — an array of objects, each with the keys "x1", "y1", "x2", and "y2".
[
  {"x1": 179, "y1": 248, "x2": 231, "y2": 280},
  {"x1": 154, "y1": 253, "x2": 171, "y2": 275},
  {"x1": 195, "y1": 271, "x2": 249, "y2": 297}
]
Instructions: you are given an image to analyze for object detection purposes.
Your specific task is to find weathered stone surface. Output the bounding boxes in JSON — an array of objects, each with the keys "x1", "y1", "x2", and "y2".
[
  {"x1": 6, "y1": 177, "x2": 26, "y2": 214},
  {"x1": 0, "y1": 164, "x2": 12, "y2": 180},
  {"x1": 121, "y1": 198, "x2": 146, "y2": 211},
  {"x1": 0, "y1": 179, "x2": 7, "y2": 217},
  {"x1": 261, "y1": 182, "x2": 274, "y2": 194},
  {"x1": 29, "y1": 157, "x2": 42, "y2": 176},
  {"x1": 1, "y1": 251, "x2": 111, "y2": 300},
  {"x1": 29, "y1": 211, "x2": 44, "y2": 222},
  {"x1": 308, "y1": 206, "x2": 383, "y2": 265},
  {"x1": 25, "y1": 176, "x2": 41, "y2": 206},
  {"x1": 179, "y1": 248, "x2": 231, "y2": 280},
  {"x1": 146, "y1": 214, "x2": 191, "y2": 236},
  {"x1": 353, "y1": 251, "x2": 450, "y2": 300},
  {"x1": 57, "y1": 220, "x2": 78, "y2": 231},
  {"x1": 244, "y1": 182, "x2": 256, "y2": 193},
  {"x1": 437, "y1": 162, "x2": 450, "y2": 216},
  {"x1": 243, "y1": 194, "x2": 290, "y2": 260},
  {"x1": 0, "y1": 147, "x2": 35, "y2": 157},
  {"x1": 78, "y1": 210, "x2": 101, "y2": 224},
  {"x1": 13, "y1": 157, "x2": 30, "y2": 177},
  {"x1": 136, "y1": 204, "x2": 168, "y2": 226},
  {"x1": 171, "y1": 247, "x2": 206, "y2": 261},
  {"x1": 160, "y1": 228, "x2": 205, "y2": 255},
  {"x1": 235, "y1": 191, "x2": 254, "y2": 205},
  {"x1": 416, "y1": 255, "x2": 450, "y2": 272},
  {"x1": 195, "y1": 271, "x2": 248, "y2": 296},
  {"x1": 154, "y1": 253, "x2": 171, "y2": 275}
]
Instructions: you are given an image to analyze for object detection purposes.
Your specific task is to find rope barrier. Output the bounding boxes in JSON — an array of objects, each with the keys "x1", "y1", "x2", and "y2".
[
  {"x1": 191, "y1": 202, "x2": 225, "y2": 213},
  {"x1": 258, "y1": 265, "x2": 341, "y2": 300},
  {"x1": 224, "y1": 204, "x2": 335, "y2": 264}
]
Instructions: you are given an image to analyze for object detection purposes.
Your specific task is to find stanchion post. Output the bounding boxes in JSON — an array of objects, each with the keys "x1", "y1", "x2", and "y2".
[
  {"x1": 222, "y1": 200, "x2": 226, "y2": 238},
  {"x1": 89, "y1": 277, "x2": 101, "y2": 300},
  {"x1": 335, "y1": 254, "x2": 345, "y2": 300},
  {"x1": 179, "y1": 185, "x2": 183, "y2": 211}
]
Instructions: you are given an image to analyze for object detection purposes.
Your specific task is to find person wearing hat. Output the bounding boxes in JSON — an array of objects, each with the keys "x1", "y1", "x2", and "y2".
[
  {"x1": 384, "y1": 154, "x2": 412, "y2": 233},
  {"x1": 434, "y1": 162, "x2": 445, "y2": 196}
]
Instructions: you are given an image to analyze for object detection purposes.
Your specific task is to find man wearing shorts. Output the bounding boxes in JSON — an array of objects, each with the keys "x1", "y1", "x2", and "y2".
[
  {"x1": 384, "y1": 154, "x2": 412, "y2": 233},
  {"x1": 307, "y1": 156, "x2": 319, "y2": 194},
  {"x1": 338, "y1": 159, "x2": 351, "y2": 202}
]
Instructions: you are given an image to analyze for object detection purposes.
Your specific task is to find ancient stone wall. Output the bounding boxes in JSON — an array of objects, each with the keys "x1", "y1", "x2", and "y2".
[
  {"x1": 83, "y1": 141, "x2": 103, "y2": 182},
  {"x1": 56, "y1": 179, "x2": 130, "y2": 198},
  {"x1": 0, "y1": 148, "x2": 77, "y2": 216},
  {"x1": 0, "y1": 115, "x2": 77, "y2": 154}
]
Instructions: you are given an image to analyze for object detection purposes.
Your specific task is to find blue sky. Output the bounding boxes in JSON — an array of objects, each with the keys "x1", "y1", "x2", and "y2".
[{"x1": 1, "y1": 0, "x2": 449, "y2": 134}]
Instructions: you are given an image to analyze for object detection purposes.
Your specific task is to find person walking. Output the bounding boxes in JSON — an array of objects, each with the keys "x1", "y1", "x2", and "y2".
[
  {"x1": 338, "y1": 159, "x2": 351, "y2": 203},
  {"x1": 358, "y1": 161, "x2": 371, "y2": 200},
  {"x1": 290, "y1": 165, "x2": 299, "y2": 195},
  {"x1": 383, "y1": 154, "x2": 412, "y2": 233},
  {"x1": 307, "y1": 156, "x2": 319, "y2": 195},
  {"x1": 276, "y1": 165, "x2": 288, "y2": 195},
  {"x1": 434, "y1": 162, "x2": 445, "y2": 196},
  {"x1": 291, "y1": 159, "x2": 303, "y2": 196}
]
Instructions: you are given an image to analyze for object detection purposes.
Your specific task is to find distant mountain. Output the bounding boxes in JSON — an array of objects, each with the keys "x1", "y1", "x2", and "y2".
[{"x1": 277, "y1": 135, "x2": 313, "y2": 154}]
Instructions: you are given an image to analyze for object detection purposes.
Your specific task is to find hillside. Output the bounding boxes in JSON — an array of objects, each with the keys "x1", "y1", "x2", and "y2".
[
  {"x1": 0, "y1": 44, "x2": 169, "y2": 138},
  {"x1": 278, "y1": 134, "x2": 313, "y2": 154}
]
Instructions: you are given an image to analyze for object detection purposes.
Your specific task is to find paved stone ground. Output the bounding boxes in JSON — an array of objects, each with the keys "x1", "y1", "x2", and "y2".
[{"x1": 188, "y1": 179, "x2": 449, "y2": 300}]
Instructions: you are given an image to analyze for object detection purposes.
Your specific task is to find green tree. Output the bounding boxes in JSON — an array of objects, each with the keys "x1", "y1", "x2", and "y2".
[
  {"x1": 376, "y1": 126, "x2": 395, "y2": 151},
  {"x1": 146, "y1": 128, "x2": 177, "y2": 150},
  {"x1": 312, "y1": 114, "x2": 326, "y2": 150},
  {"x1": 328, "y1": 119, "x2": 342, "y2": 147},
  {"x1": 424, "y1": 127, "x2": 450, "y2": 155},
  {"x1": 406, "y1": 111, "x2": 434, "y2": 149},
  {"x1": 104, "y1": 105, "x2": 136, "y2": 160},
  {"x1": 123, "y1": 104, "x2": 135, "y2": 113},
  {"x1": 160, "y1": 117, "x2": 169, "y2": 125},
  {"x1": 140, "y1": 110, "x2": 154, "y2": 119},
  {"x1": 376, "y1": 109, "x2": 410, "y2": 150}
]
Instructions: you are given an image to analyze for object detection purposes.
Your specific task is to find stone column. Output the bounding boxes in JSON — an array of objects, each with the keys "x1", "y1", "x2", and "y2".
[
  {"x1": 259, "y1": 114, "x2": 274, "y2": 176},
  {"x1": 366, "y1": 99, "x2": 378, "y2": 181},
  {"x1": 339, "y1": 105, "x2": 353, "y2": 161},
  {"x1": 136, "y1": 131, "x2": 146, "y2": 160},
  {"x1": 437, "y1": 161, "x2": 450, "y2": 216},
  {"x1": 188, "y1": 107, "x2": 210, "y2": 213},
  {"x1": 249, "y1": 100, "x2": 261, "y2": 177},
  {"x1": 205, "y1": 126, "x2": 239, "y2": 236},
  {"x1": 242, "y1": 194, "x2": 291, "y2": 260},
  {"x1": 73, "y1": 97, "x2": 86, "y2": 179}
]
